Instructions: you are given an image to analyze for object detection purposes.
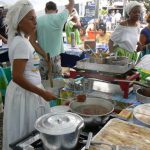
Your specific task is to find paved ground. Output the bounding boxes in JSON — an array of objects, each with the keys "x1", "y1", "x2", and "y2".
[{"x1": 0, "y1": 113, "x2": 3, "y2": 150}]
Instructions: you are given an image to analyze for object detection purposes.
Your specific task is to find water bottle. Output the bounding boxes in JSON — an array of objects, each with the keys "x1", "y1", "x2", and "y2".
[{"x1": 70, "y1": 32, "x2": 76, "y2": 48}]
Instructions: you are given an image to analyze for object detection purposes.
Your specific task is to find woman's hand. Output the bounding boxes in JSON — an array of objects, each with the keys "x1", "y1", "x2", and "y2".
[{"x1": 41, "y1": 90, "x2": 57, "y2": 101}]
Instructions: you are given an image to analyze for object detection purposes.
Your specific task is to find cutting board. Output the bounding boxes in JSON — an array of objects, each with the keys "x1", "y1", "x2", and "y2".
[{"x1": 88, "y1": 118, "x2": 150, "y2": 150}]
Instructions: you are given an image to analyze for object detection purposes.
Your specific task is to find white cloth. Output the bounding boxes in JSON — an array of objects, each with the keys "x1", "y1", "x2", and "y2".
[
  {"x1": 3, "y1": 81, "x2": 50, "y2": 150},
  {"x1": 114, "y1": 13, "x2": 121, "y2": 22},
  {"x1": 3, "y1": 36, "x2": 50, "y2": 150},
  {"x1": 4, "y1": 0, "x2": 33, "y2": 44},
  {"x1": 125, "y1": 1, "x2": 141, "y2": 16},
  {"x1": 110, "y1": 24, "x2": 140, "y2": 52},
  {"x1": 136, "y1": 54, "x2": 150, "y2": 70},
  {"x1": 9, "y1": 36, "x2": 41, "y2": 85}
]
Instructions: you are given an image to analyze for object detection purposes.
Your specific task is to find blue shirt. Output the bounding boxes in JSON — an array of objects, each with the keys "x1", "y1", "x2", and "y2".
[{"x1": 37, "y1": 9, "x2": 69, "y2": 57}]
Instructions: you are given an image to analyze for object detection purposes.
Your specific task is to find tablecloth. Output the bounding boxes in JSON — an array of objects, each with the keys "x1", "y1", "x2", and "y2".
[
  {"x1": 0, "y1": 44, "x2": 9, "y2": 63},
  {"x1": 61, "y1": 44, "x2": 85, "y2": 67}
]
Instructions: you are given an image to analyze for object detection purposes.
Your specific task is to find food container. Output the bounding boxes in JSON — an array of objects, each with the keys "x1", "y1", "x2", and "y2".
[
  {"x1": 35, "y1": 112, "x2": 84, "y2": 150},
  {"x1": 136, "y1": 88, "x2": 150, "y2": 103},
  {"x1": 76, "y1": 57, "x2": 134, "y2": 74},
  {"x1": 105, "y1": 56, "x2": 129, "y2": 66},
  {"x1": 69, "y1": 97, "x2": 114, "y2": 127},
  {"x1": 133, "y1": 103, "x2": 150, "y2": 127}
]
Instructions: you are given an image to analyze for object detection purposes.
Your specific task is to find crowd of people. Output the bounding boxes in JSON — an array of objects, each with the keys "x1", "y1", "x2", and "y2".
[{"x1": 1, "y1": 0, "x2": 150, "y2": 150}]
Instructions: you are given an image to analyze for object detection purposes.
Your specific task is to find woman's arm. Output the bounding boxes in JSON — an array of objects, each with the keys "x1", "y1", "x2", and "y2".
[
  {"x1": 108, "y1": 39, "x2": 114, "y2": 53},
  {"x1": 13, "y1": 59, "x2": 56, "y2": 101},
  {"x1": 29, "y1": 31, "x2": 48, "y2": 61},
  {"x1": 0, "y1": 34, "x2": 7, "y2": 44}
]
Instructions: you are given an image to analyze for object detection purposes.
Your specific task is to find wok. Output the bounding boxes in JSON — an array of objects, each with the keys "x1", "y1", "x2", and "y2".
[{"x1": 69, "y1": 97, "x2": 114, "y2": 127}]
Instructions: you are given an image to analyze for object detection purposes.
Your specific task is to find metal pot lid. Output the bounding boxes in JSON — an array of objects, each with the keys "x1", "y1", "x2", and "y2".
[{"x1": 35, "y1": 112, "x2": 84, "y2": 135}]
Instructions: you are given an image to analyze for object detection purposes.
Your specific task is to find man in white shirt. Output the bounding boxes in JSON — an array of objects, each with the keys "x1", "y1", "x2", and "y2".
[{"x1": 114, "y1": 10, "x2": 121, "y2": 24}]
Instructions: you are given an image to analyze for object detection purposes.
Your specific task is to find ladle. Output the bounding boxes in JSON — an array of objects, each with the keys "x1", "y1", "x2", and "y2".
[{"x1": 114, "y1": 79, "x2": 150, "y2": 88}]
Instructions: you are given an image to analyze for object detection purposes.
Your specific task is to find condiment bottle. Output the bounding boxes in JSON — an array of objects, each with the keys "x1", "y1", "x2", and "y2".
[{"x1": 70, "y1": 32, "x2": 76, "y2": 48}]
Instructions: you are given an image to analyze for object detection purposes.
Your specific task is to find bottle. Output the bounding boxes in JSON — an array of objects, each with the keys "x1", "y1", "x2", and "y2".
[
  {"x1": 70, "y1": 32, "x2": 76, "y2": 48},
  {"x1": 0, "y1": 38, "x2": 2, "y2": 47}
]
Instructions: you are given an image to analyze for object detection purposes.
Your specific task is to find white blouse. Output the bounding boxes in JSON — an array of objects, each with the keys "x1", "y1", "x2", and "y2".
[{"x1": 110, "y1": 24, "x2": 140, "y2": 52}]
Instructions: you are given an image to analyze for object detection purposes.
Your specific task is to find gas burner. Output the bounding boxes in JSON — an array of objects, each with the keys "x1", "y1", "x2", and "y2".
[
  {"x1": 9, "y1": 117, "x2": 113, "y2": 150},
  {"x1": 9, "y1": 130, "x2": 89, "y2": 150}
]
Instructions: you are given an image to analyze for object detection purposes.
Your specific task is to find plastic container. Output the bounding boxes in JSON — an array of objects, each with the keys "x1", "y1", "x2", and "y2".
[{"x1": 87, "y1": 31, "x2": 100, "y2": 39}]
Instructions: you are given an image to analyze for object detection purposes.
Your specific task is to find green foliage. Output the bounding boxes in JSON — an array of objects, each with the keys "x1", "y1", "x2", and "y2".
[
  {"x1": 136, "y1": 0, "x2": 150, "y2": 11},
  {"x1": 144, "y1": 0, "x2": 150, "y2": 11},
  {"x1": 100, "y1": 8, "x2": 108, "y2": 15}
]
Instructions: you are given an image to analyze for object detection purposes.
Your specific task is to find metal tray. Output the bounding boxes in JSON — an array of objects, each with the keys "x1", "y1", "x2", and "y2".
[
  {"x1": 81, "y1": 118, "x2": 150, "y2": 150},
  {"x1": 76, "y1": 58, "x2": 134, "y2": 74}
]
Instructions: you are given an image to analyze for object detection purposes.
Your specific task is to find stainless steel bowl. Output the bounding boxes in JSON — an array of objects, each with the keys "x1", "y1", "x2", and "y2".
[
  {"x1": 136, "y1": 88, "x2": 150, "y2": 103},
  {"x1": 106, "y1": 56, "x2": 129, "y2": 66}
]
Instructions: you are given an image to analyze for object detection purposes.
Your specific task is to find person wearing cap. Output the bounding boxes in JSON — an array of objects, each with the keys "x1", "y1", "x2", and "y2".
[
  {"x1": 108, "y1": 1, "x2": 142, "y2": 62},
  {"x1": 96, "y1": 24, "x2": 110, "y2": 44},
  {"x1": 3, "y1": 0, "x2": 56, "y2": 149},
  {"x1": 30, "y1": 0, "x2": 74, "y2": 79}
]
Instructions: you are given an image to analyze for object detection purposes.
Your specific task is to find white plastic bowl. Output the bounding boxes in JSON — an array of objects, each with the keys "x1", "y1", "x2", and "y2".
[{"x1": 50, "y1": 105, "x2": 70, "y2": 113}]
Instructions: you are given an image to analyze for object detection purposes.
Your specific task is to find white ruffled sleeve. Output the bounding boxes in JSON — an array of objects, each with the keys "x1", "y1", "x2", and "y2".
[
  {"x1": 13, "y1": 37, "x2": 30, "y2": 60},
  {"x1": 110, "y1": 25, "x2": 123, "y2": 43}
]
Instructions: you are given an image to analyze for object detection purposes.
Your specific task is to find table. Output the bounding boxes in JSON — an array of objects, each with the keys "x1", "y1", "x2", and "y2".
[
  {"x1": 61, "y1": 44, "x2": 86, "y2": 68},
  {"x1": 61, "y1": 43, "x2": 108, "y2": 68},
  {"x1": 0, "y1": 44, "x2": 9, "y2": 63}
]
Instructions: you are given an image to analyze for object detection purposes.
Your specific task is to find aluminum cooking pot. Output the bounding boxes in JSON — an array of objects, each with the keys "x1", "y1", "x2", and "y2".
[
  {"x1": 69, "y1": 97, "x2": 114, "y2": 127},
  {"x1": 35, "y1": 112, "x2": 84, "y2": 150}
]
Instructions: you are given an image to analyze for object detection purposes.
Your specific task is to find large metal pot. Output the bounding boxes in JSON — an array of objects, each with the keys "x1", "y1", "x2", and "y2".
[
  {"x1": 69, "y1": 97, "x2": 114, "y2": 127},
  {"x1": 35, "y1": 112, "x2": 84, "y2": 150}
]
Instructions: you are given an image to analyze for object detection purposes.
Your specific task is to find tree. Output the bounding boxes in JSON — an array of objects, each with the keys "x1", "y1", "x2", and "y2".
[{"x1": 136, "y1": 0, "x2": 150, "y2": 12}]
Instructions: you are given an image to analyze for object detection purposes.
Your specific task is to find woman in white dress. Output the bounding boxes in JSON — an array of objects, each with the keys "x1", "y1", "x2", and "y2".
[
  {"x1": 108, "y1": 1, "x2": 142, "y2": 61},
  {"x1": 3, "y1": 0, "x2": 56, "y2": 149}
]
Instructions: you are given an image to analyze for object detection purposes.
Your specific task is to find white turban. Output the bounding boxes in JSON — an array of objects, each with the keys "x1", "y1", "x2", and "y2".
[
  {"x1": 125, "y1": 1, "x2": 141, "y2": 16},
  {"x1": 4, "y1": 0, "x2": 33, "y2": 44}
]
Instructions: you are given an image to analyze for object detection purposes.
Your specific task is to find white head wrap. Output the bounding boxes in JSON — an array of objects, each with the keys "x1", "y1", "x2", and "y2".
[
  {"x1": 4, "y1": 0, "x2": 33, "y2": 44},
  {"x1": 125, "y1": 1, "x2": 141, "y2": 16}
]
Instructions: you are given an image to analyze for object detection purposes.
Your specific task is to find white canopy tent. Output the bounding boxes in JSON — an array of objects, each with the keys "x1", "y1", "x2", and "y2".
[{"x1": 0, "y1": 0, "x2": 91, "y2": 10}]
